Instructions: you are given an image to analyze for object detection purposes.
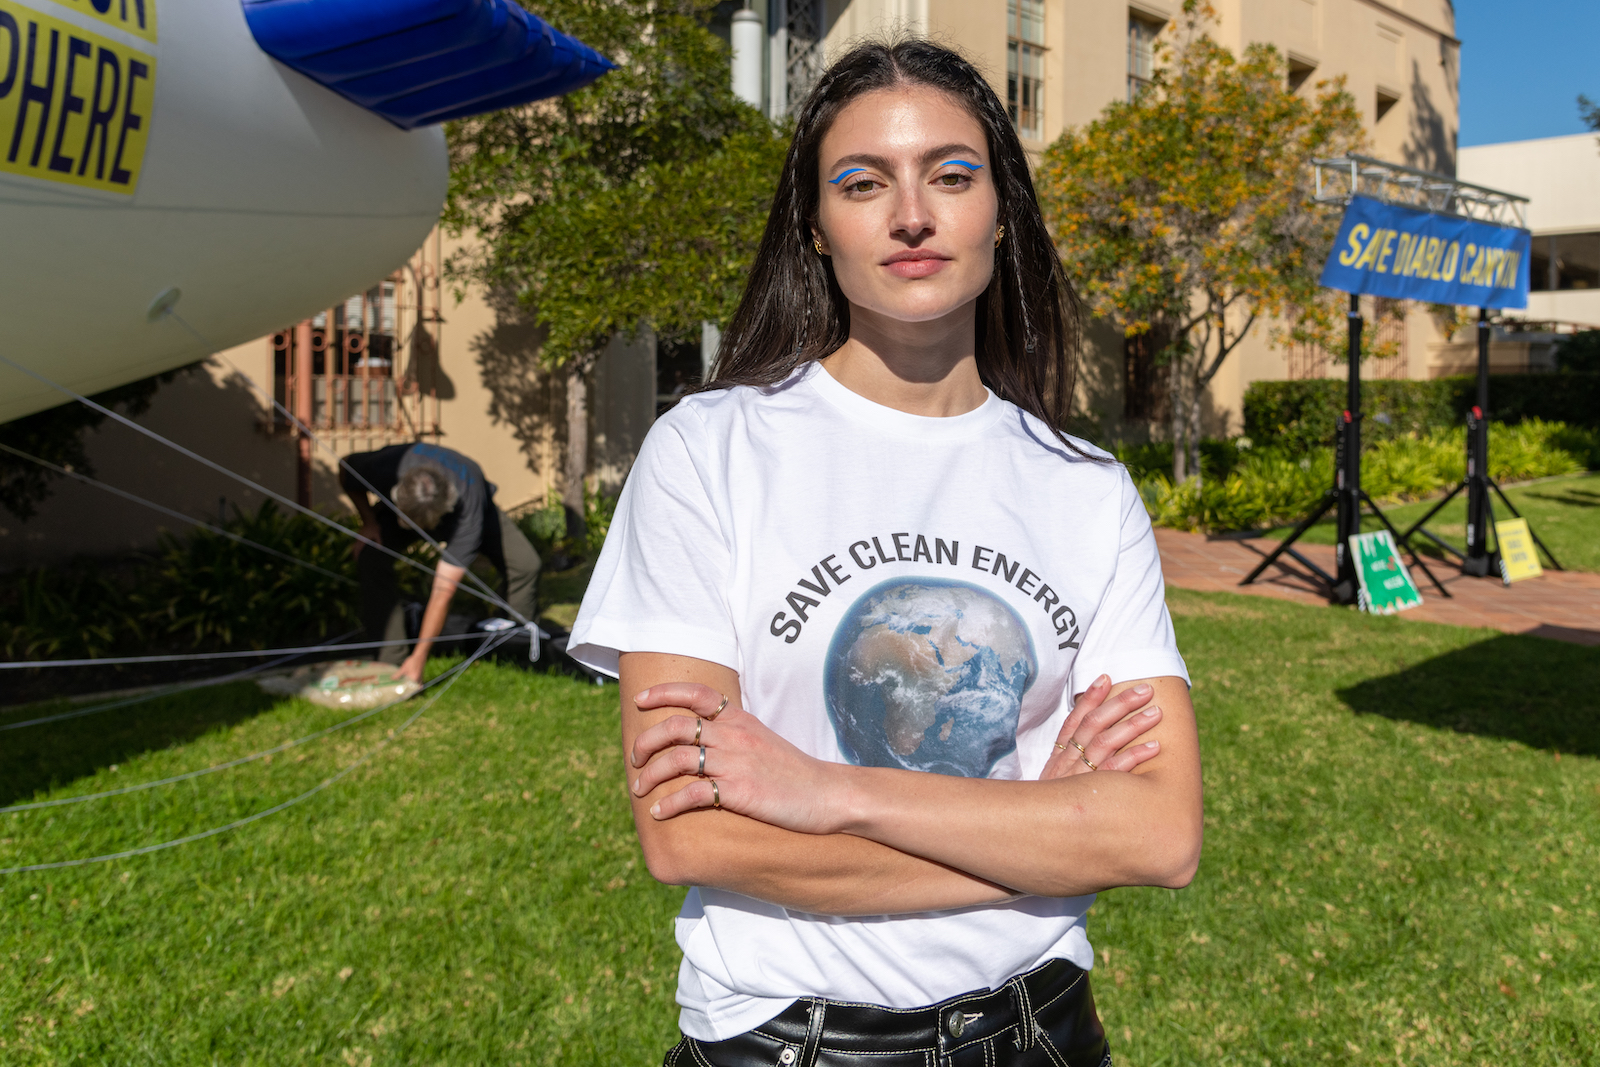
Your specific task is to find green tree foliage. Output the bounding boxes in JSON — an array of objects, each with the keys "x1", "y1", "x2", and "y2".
[
  {"x1": 443, "y1": 1, "x2": 786, "y2": 515},
  {"x1": 0, "y1": 366, "x2": 193, "y2": 521},
  {"x1": 1037, "y1": 1, "x2": 1363, "y2": 483},
  {"x1": 1579, "y1": 93, "x2": 1600, "y2": 133}
]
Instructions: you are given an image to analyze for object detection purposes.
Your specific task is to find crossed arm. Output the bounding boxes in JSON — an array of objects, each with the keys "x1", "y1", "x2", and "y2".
[{"x1": 618, "y1": 652, "x2": 1202, "y2": 916}]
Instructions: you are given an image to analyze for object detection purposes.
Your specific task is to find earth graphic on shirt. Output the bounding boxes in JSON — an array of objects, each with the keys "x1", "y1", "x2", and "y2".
[{"x1": 824, "y1": 579, "x2": 1037, "y2": 778}]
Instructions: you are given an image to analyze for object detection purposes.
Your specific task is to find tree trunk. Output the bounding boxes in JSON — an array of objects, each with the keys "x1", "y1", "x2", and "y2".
[
  {"x1": 1186, "y1": 381, "x2": 1204, "y2": 490},
  {"x1": 563, "y1": 359, "x2": 589, "y2": 534},
  {"x1": 1169, "y1": 352, "x2": 1188, "y2": 483}
]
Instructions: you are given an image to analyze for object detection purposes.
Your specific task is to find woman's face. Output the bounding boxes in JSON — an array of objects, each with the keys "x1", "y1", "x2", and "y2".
[{"x1": 813, "y1": 85, "x2": 999, "y2": 328}]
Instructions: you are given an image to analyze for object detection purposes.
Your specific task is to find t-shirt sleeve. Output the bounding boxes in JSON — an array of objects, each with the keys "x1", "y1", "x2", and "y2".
[
  {"x1": 440, "y1": 477, "x2": 486, "y2": 569},
  {"x1": 567, "y1": 409, "x2": 737, "y2": 678},
  {"x1": 1070, "y1": 468, "x2": 1189, "y2": 693}
]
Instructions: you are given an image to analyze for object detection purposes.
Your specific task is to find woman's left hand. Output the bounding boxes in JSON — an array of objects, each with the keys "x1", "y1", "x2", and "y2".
[
  {"x1": 631, "y1": 683, "x2": 844, "y2": 833},
  {"x1": 1040, "y1": 674, "x2": 1163, "y2": 780}
]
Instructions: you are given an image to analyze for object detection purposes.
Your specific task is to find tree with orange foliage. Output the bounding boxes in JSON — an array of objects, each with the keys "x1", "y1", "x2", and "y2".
[{"x1": 1038, "y1": 1, "x2": 1363, "y2": 483}]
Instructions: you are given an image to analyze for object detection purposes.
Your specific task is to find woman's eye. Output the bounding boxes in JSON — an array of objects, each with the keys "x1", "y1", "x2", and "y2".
[
  {"x1": 849, "y1": 180, "x2": 876, "y2": 193},
  {"x1": 936, "y1": 173, "x2": 970, "y2": 187}
]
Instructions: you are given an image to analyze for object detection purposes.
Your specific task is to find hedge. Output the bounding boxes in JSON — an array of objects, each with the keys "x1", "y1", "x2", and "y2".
[{"x1": 1243, "y1": 374, "x2": 1600, "y2": 455}]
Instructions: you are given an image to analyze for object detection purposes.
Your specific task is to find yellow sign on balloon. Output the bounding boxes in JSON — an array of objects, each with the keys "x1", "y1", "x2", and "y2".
[
  {"x1": 0, "y1": 0, "x2": 157, "y2": 195},
  {"x1": 1496, "y1": 517, "x2": 1543, "y2": 584}
]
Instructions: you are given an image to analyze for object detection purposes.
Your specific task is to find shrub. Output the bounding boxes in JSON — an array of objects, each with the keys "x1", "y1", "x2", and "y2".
[
  {"x1": 1243, "y1": 375, "x2": 1600, "y2": 455},
  {"x1": 1139, "y1": 420, "x2": 1596, "y2": 533},
  {"x1": 0, "y1": 502, "x2": 359, "y2": 663},
  {"x1": 136, "y1": 502, "x2": 360, "y2": 649}
]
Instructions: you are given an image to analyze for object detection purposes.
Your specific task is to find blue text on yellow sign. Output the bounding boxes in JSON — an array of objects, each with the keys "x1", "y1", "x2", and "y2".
[
  {"x1": 0, "y1": 0, "x2": 155, "y2": 195},
  {"x1": 1320, "y1": 195, "x2": 1530, "y2": 309}
]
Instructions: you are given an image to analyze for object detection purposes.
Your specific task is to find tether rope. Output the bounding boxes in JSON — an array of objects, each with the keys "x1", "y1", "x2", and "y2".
[
  {"x1": 0, "y1": 442, "x2": 358, "y2": 587},
  {"x1": 168, "y1": 311, "x2": 523, "y2": 624},
  {"x1": 0, "y1": 628, "x2": 362, "y2": 731},
  {"x1": 0, "y1": 352, "x2": 512, "y2": 617},
  {"x1": 0, "y1": 630, "x2": 496, "y2": 672},
  {"x1": 1, "y1": 645, "x2": 484, "y2": 813},
  {"x1": 0, "y1": 630, "x2": 510, "y2": 875}
]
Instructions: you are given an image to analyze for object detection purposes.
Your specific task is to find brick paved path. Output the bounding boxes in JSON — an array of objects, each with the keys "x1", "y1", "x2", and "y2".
[{"x1": 1156, "y1": 528, "x2": 1600, "y2": 647}]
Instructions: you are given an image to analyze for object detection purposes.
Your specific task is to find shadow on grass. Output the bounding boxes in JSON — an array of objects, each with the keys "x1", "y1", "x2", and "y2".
[
  {"x1": 0, "y1": 682, "x2": 282, "y2": 807},
  {"x1": 1523, "y1": 487, "x2": 1600, "y2": 508},
  {"x1": 1337, "y1": 631, "x2": 1600, "y2": 756}
]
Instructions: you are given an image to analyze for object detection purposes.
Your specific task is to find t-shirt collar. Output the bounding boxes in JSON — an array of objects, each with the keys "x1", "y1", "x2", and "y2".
[{"x1": 798, "y1": 360, "x2": 1005, "y2": 440}]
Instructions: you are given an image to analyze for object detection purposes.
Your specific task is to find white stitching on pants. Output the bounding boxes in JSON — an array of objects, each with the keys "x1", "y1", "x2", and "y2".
[{"x1": 1030, "y1": 970, "x2": 1084, "y2": 1015}]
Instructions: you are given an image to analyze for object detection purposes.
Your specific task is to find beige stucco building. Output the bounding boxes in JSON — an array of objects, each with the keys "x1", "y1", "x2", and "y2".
[
  {"x1": 754, "y1": 0, "x2": 1462, "y2": 437},
  {"x1": 3, "y1": 0, "x2": 1473, "y2": 568}
]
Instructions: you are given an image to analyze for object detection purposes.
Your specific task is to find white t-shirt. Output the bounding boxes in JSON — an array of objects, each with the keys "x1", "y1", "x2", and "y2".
[{"x1": 569, "y1": 361, "x2": 1189, "y2": 1041}]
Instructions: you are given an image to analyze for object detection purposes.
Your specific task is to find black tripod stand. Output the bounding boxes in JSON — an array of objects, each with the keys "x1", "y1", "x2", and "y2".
[
  {"x1": 1241, "y1": 293, "x2": 1450, "y2": 603},
  {"x1": 1398, "y1": 308, "x2": 1564, "y2": 576}
]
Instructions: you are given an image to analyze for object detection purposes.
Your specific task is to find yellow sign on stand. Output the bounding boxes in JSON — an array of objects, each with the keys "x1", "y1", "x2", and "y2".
[{"x1": 1496, "y1": 517, "x2": 1543, "y2": 584}]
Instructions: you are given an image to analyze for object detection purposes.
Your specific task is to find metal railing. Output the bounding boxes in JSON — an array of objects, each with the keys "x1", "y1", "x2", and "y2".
[{"x1": 1313, "y1": 154, "x2": 1528, "y2": 229}]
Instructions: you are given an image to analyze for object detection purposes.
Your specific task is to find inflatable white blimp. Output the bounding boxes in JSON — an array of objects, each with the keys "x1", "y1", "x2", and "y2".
[{"x1": 0, "y1": 0, "x2": 608, "y2": 423}]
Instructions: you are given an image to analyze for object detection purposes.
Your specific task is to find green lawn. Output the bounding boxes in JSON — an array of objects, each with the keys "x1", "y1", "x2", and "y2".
[
  {"x1": 3, "y1": 590, "x2": 1598, "y2": 1064},
  {"x1": 1261, "y1": 472, "x2": 1599, "y2": 572}
]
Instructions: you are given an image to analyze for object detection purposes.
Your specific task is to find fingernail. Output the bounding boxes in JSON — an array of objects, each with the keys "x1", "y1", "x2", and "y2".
[
  {"x1": 634, "y1": 690, "x2": 649, "y2": 704},
  {"x1": 650, "y1": 803, "x2": 661, "y2": 817},
  {"x1": 1143, "y1": 707, "x2": 1160, "y2": 717},
  {"x1": 1133, "y1": 684, "x2": 1152, "y2": 696},
  {"x1": 633, "y1": 778, "x2": 642, "y2": 794},
  {"x1": 1146, "y1": 741, "x2": 1159, "y2": 749},
  {"x1": 1096, "y1": 674, "x2": 1110, "y2": 687}
]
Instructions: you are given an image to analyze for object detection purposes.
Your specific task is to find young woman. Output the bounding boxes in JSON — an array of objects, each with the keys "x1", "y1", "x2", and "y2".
[{"x1": 569, "y1": 39, "x2": 1201, "y2": 1067}]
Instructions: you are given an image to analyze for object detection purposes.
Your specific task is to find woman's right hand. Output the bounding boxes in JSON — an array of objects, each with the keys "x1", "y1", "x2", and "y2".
[{"x1": 1040, "y1": 675, "x2": 1163, "y2": 780}]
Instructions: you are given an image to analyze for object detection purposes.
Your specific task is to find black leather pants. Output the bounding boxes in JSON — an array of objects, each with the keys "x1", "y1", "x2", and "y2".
[{"x1": 664, "y1": 959, "x2": 1111, "y2": 1067}]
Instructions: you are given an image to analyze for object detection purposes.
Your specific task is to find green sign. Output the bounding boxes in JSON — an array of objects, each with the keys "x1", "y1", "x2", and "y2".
[{"x1": 1350, "y1": 530, "x2": 1423, "y2": 614}]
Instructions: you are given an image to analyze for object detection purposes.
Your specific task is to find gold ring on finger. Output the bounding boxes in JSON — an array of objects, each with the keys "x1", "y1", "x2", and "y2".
[
  {"x1": 712, "y1": 694, "x2": 730, "y2": 719},
  {"x1": 711, "y1": 780, "x2": 721, "y2": 809},
  {"x1": 693, "y1": 718, "x2": 703, "y2": 746},
  {"x1": 1053, "y1": 742, "x2": 1068, "y2": 753},
  {"x1": 1081, "y1": 755, "x2": 1098, "y2": 771},
  {"x1": 1066, "y1": 738, "x2": 1088, "y2": 758}
]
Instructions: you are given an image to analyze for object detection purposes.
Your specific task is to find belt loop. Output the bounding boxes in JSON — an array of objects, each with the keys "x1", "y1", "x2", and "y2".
[
  {"x1": 800, "y1": 998, "x2": 827, "y2": 1067},
  {"x1": 1005, "y1": 974, "x2": 1037, "y2": 1051}
]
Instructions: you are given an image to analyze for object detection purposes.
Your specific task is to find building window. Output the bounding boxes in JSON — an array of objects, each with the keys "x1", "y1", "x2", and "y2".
[
  {"x1": 273, "y1": 282, "x2": 402, "y2": 430},
  {"x1": 1127, "y1": 14, "x2": 1160, "y2": 101},
  {"x1": 1375, "y1": 86, "x2": 1400, "y2": 122},
  {"x1": 1007, "y1": 0, "x2": 1045, "y2": 139},
  {"x1": 785, "y1": 0, "x2": 824, "y2": 117},
  {"x1": 1531, "y1": 232, "x2": 1600, "y2": 291},
  {"x1": 1288, "y1": 56, "x2": 1316, "y2": 92},
  {"x1": 1123, "y1": 327, "x2": 1169, "y2": 420}
]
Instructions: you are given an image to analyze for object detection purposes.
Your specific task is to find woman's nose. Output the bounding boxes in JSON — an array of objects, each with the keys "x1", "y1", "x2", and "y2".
[{"x1": 889, "y1": 181, "x2": 934, "y2": 242}]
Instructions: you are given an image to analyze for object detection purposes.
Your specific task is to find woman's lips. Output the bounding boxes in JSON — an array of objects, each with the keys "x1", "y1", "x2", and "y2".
[{"x1": 882, "y1": 251, "x2": 950, "y2": 279}]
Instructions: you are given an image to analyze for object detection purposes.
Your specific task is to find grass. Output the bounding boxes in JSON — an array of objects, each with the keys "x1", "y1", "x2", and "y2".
[
  {"x1": 1261, "y1": 472, "x2": 1600, "y2": 572},
  {"x1": 2, "y1": 590, "x2": 1598, "y2": 1063}
]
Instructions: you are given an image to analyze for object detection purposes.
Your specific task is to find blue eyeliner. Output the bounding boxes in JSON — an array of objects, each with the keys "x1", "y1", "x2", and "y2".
[
  {"x1": 828, "y1": 168, "x2": 867, "y2": 185},
  {"x1": 940, "y1": 159, "x2": 983, "y2": 170}
]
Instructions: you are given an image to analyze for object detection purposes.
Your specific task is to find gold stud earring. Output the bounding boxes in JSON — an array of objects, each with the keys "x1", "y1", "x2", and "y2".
[
  {"x1": 994, "y1": 225, "x2": 1006, "y2": 247},
  {"x1": 814, "y1": 237, "x2": 827, "y2": 255}
]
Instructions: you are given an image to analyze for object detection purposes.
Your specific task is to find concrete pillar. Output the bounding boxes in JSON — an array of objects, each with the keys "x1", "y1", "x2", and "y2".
[{"x1": 732, "y1": 7, "x2": 763, "y2": 109}]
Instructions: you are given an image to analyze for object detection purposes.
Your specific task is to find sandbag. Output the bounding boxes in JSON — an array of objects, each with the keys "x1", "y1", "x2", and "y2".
[{"x1": 258, "y1": 659, "x2": 419, "y2": 708}]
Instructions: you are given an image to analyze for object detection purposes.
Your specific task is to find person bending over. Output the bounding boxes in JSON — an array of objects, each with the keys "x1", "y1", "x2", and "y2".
[
  {"x1": 341, "y1": 443, "x2": 539, "y2": 682},
  {"x1": 568, "y1": 38, "x2": 1201, "y2": 1067}
]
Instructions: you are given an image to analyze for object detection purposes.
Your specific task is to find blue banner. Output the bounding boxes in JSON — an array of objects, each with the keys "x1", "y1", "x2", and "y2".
[{"x1": 1319, "y1": 195, "x2": 1530, "y2": 309}]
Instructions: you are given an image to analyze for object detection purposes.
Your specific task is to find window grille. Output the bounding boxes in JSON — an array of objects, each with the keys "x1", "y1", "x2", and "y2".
[
  {"x1": 1007, "y1": 0, "x2": 1045, "y2": 139},
  {"x1": 785, "y1": 0, "x2": 823, "y2": 116}
]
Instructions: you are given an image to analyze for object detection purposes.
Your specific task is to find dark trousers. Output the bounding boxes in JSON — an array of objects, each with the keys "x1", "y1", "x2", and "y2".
[
  {"x1": 667, "y1": 959, "x2": 1110, "y2": 1067},
  {"x1": 357, "y1": 508, "x2": 540, "y2": 664}
]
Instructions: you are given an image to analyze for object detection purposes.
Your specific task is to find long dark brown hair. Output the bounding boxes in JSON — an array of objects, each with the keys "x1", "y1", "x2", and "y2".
[{"x1": 709, "y1": 38, "x2": 1089, "y2": 451}]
